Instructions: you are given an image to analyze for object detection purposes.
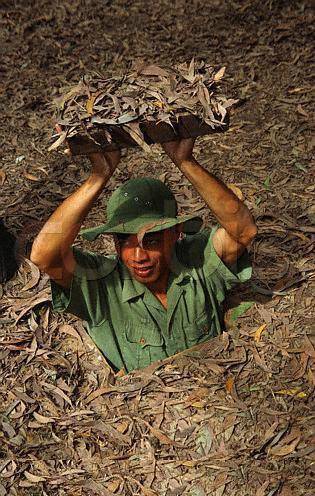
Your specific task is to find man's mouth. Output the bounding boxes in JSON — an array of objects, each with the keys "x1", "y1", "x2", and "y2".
[{"x1": 132, "y1": 265, "x2": 154, "y2": 277}]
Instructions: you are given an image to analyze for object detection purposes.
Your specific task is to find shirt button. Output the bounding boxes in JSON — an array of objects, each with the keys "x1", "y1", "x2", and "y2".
[{"x1": 140, "y1": 338, "x2": 146, "y2": 345}]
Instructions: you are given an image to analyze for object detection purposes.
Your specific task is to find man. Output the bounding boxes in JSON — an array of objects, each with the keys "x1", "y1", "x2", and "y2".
[{"x1": 31, "y1": 137, "x2": 257, "y2": 373}]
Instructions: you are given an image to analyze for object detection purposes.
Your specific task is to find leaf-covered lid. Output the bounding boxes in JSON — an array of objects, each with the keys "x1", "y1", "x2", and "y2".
[{"x1": 50, "y1": 59, "x2": 238, "y2": 151}]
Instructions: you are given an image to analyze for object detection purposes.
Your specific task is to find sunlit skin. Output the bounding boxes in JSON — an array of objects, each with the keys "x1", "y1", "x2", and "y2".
[{"x1": 113, "y1": 227, "x2": 182, "y2": 301}]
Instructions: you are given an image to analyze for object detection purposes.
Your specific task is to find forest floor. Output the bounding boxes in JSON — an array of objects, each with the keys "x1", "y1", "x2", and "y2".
[{"x1": 0, "y1": 1, "x2": 314, "y2": 495}]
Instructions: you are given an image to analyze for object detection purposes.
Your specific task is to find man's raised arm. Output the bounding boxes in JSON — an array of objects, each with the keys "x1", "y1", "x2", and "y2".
[
  {"x1": 31, "y1": 149, "x2": 120, "y2": 288},
  {"x1": 161, "y1": 138, "x2": 257, "y2": 266}
]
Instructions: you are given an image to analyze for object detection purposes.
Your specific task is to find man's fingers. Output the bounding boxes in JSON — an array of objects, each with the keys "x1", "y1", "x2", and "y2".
[{"x1": 55, "y1": 123, "x2": 72, "y2": 156}]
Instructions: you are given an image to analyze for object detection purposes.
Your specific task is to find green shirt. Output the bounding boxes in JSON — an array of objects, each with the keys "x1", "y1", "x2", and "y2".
[{"x1": 51, "y1": 228, "x2": 251, "y2": 372}]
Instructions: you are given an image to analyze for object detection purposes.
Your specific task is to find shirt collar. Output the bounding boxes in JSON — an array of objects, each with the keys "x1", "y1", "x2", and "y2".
[{"x1": 169, "y1": 242, "x2": 198, "y2": 285}]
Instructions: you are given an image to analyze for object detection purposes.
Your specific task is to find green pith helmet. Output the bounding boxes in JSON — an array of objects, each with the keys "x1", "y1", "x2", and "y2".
[{"x1": 80, "y1": 177, "x2": 203, "y2": 241}]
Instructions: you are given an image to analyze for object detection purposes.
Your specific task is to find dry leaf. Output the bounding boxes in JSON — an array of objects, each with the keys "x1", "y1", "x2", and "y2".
[
  {"x1": 275, "y1": 388, "x2": 306, "y2": 398},
  {"x1": 123, "y1": 122, "x2": 151, "y2": 152},
  {"x1": 24, "y1": 471, "x2": 46, "y2": 483},
  {"x1": 254, "y1": 323, "x2": 267, "y2": 342},
  {"x1": 116, "y1": 421, "x2": 129, "y2": 433},
  {"x1": 0, "y1": 169, "x2": 6, "y2": 185},
  {"x1": 33, "y1": 412, "x2": 56, "y2": 424},
  {"x1": 23, "y1": 171, "x2": 40, "y2": 181},
  {"x1": 255, "y1": 481, "x2": 270, "y2": 496},
  {"x1": 185, "y1": 387, "x2": 210, "y2": 406},
  {"x1": 139, "y1": 418, "x2": 176, "y2": 446},
  {"x1": 138, "y1": 64, "x2": 170, "y2": 78},
  {"x1": 22, "y1": 259, "x2": 41, "y2": 291},
  {"x1": 251, "y1": 345, "x2": 272, "y2": 373},
  {"x1": 107, "y1": 479, "x2": 121, "y2": 492},
  {"x1": 48, "y1": 131, "x2": 67, "y2": 151},
  {"x1": 14, "y1": 290, "x2": 51, "y2": 323},
  {"x1": 225, "y1": 375, "x2": 235, "y2": 394},
  {"x1": 180, "y1": 460, "x2": 197, "y2": 468},
  {"x1": 269, "y1": 436, "x2": 300, "y2": 456},
  {"x1": 148, "y1": 425, "x2": 176, "y2": 446},
  {"x1": 127, "y1": 477, "x2": 158, "y2": 496},
  {"x1": 296, "y1": 104, "x2": 308, "y2": 117},
  {"x1": 196, "y1": 424, "x2": 214, "y2": 455},
  {"x1": 0, "y1": 461, "x2": 17, "y2": 478},
  {"x1": 137, "y1": 220, "x2": 169, "y2": 247},
  {"x1": 42, "y1": 382, "x2": 72, "y2": 406},
  {"x1": 59, "y1": 324, "x2": 83, "y2": 343},
  {"x1": 86, "y1": 94, "x2": 96, "y2": 115},
  {"x1": 214, "y1": 67, "x2": 226, "y2": 81},
  {"x1": 227, "y1": 183, "x2": 244, "y2": 200},
  {"x1": 85, "y1": 386, "x2": 116, "y2": 404}
]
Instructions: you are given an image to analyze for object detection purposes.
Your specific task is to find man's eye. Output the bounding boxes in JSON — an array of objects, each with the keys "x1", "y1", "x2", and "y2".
[
  {"x1": 144, "y1": 239, "x2": 159, "y2": 247},
  {"x1": 120, "y1": 239, "x2": 132, "y2": 247}
]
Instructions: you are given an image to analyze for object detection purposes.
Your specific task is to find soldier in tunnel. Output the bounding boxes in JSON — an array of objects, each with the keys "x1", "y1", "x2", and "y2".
[{"x1": 31, "y1": 136, "x2": 257, "y2": 373}]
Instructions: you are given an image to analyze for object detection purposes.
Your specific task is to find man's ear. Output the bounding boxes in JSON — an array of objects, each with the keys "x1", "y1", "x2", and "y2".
[{"x1": 175, "y1": 223, "x2": 184, "y2": 240}]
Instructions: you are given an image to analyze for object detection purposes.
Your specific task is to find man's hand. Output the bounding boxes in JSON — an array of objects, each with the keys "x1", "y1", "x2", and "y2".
[
  {"x1": 161, "y1": 138, "x2": 196, "y2": 167},
  {"x1": 55, "y1": 124, "x2": 121, "y2": 179},
  {"x1": 89, "y1": 149, "x2": 121, "y2": 179}
]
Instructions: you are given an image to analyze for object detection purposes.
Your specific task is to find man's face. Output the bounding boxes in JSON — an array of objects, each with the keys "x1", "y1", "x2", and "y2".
[{"x1": 114, "y1": 228, "x2": 180, "y2": 285}]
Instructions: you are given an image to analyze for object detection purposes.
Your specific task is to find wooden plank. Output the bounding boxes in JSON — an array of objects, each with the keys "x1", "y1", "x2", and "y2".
[{"x1": 67, "y1": 114, "x2": 229, "y2": 156}]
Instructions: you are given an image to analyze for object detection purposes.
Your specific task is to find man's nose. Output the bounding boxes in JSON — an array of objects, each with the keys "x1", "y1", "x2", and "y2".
[{"x1": 133, "y1": 246, "x2": 149, "y2": 263}]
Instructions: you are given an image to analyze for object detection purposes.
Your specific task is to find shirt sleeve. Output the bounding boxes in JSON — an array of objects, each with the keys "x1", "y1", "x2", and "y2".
[
  {"x1": 203, "y1": 226, "x2": 252, "y2": 290},
  {"x1": 179, "y1": 227, "x2": 252, "y2": 291},
  {"x1": 50, "y1": 247, "x2": 117, "y2": 322}
]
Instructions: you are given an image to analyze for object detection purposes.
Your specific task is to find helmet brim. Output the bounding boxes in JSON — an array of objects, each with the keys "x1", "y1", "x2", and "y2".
[{"x1": 80, "y1": 214, "x2": 203, "y2": 241}]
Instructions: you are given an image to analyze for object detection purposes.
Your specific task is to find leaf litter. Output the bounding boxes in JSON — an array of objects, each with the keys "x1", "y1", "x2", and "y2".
[
  {"x1": 50, "y1": 60, "x2": 235, "y2": 152},
  {"x1": 1, "y1": 0, "x2": 314, "y2": 495}
]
